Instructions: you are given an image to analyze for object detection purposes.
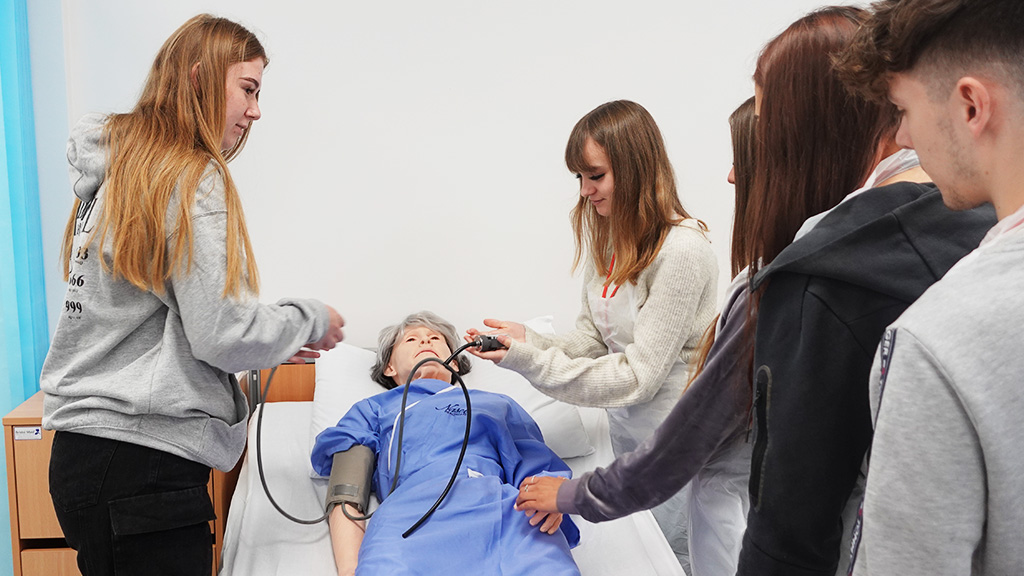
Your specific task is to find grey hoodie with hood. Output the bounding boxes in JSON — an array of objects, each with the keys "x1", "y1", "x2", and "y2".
[{"x1": 40, "y1": 114, "x2": 330, "y2": 471}]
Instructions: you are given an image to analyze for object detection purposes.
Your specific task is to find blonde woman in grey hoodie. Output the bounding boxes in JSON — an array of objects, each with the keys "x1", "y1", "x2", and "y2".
[{"x1": 41, "y1": 15, "x2": 344, "y2": 576}]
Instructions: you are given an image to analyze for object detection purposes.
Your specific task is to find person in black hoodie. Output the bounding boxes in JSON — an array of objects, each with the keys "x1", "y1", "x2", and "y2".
[{"x1": 736, "y1": 7, "x2": 996, "y2": 576}]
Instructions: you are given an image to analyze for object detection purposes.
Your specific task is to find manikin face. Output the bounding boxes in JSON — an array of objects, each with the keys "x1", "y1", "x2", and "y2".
[
  {"x1": 221, "y1": 58, "x2": 264, "y2": 151},
  {"x1": 577, "y1": 138, "x2": 615, "y2": 217},
  {"x1": 888, "y1": 71, "x2": 981, "y2": 210},
  {"x1": 384, "y1": 326, "x2": 458, "y2": 386}
]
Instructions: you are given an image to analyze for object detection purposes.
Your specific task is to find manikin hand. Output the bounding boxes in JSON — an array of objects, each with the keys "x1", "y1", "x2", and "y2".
[{"x1": 515, "y1": 475, "x2": 568, "y2": 534}]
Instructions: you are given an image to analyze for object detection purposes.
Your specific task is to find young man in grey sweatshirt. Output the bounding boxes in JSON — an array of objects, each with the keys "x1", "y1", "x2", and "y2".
[{"x1": 837, "y1": 1, "x2": 1024, "y2": 574}]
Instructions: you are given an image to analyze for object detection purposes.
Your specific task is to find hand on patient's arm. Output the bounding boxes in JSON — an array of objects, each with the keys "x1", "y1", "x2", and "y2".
[
  {"x1": 515, "y1": 476, "x2": 567, "y2": 534},
  {"x1": 465, "y1": 319, "x2": 524, "y2": 362},
  {"x1": 329, "y1": 503, "x2": 365, "y2": 576}
]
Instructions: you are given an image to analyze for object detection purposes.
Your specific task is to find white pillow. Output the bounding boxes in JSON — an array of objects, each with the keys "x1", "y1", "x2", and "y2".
[{"x1": 307, "y1": 342, "x2": 594, "y2": 476}]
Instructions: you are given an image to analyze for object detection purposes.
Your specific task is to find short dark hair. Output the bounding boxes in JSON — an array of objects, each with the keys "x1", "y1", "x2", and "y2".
[{"x1": 836, "y1": 0, "x2": 1024, "y2": 102}]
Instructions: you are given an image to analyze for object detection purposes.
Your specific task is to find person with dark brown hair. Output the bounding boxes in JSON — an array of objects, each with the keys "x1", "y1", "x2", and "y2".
[
  {"x1": 834, "y1": 1, "x2": 1024, "y2": 574},
  {"x1": 727, "y1": 97, "x2": 757, "y2": 281},
  {"x1": 736, "y1": 6, "x2": 995, "y2": 576}
]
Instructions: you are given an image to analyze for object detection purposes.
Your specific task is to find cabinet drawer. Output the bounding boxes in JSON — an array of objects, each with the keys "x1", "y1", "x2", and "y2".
[
  {"x1": 6, "y1": 391, "x2": 237, "y2": 576},
  {"x1": 21, "y1": 548, "x2": 80, "y2": 576},
  {"x1": 12, "y1": 427, "x2": 63, "y2": 538}
]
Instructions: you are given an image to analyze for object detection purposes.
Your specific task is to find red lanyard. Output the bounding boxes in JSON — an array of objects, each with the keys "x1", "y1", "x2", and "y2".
[{"x1": 602, "y1": 254, "x2": 621, "y2": 298}]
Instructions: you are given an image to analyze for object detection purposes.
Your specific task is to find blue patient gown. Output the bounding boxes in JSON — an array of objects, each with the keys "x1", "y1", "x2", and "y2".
[{"x1": 311, "y1": 378, "x2": 581, "y2": 575}]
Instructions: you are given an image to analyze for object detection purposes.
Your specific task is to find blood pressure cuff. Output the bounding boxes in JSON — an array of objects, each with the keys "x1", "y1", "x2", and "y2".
[{"x1": 326, "y1": 445, "x2": 374, "y2": 514}]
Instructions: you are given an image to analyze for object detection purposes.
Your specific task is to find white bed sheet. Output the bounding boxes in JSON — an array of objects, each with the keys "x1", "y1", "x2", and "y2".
[{"x1": 219, "y1": 402, "x2": 684, "y2": 576}]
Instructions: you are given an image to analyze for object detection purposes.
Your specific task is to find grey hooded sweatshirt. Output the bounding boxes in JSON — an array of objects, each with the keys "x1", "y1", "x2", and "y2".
[
  {"x1": 852, "y1": 218, "x2": 1024, "y2": 576},
  {"x1": 40, "y1": 114, "x2": 330, "y2": 471}
]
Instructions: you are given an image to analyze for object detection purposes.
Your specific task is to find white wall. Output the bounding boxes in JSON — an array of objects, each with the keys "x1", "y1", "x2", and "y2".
[
  {"x1": 28, "y1": 0, "x2": 69, "y2": 343},
  {"x1": 44, "y1": 0, "x2": 854, "y2": 347}
]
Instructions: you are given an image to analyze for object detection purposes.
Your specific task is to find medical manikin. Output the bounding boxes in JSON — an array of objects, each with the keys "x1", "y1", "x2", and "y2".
[{"x1": 310, "y1": 312, "x2": 580, "y2": 576}]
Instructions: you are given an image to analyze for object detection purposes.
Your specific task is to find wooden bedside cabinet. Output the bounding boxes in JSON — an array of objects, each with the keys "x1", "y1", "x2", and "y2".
[{"x1": 4, "y1": 392, "x2": 234, "y2": 576}]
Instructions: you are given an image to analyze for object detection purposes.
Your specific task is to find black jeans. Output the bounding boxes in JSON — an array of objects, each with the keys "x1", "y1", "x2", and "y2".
[{"x1": 49, "y1": 431, "x2": 215, "y2": 576}]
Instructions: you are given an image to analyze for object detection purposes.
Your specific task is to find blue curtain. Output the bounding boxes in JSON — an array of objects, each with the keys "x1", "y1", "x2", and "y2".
[
  {"x1": 1, "y1": 0, "x2": 47, "y2": 574},
  {"x1": 0, "y1": 0, "x2": 46, "y2": 404}
]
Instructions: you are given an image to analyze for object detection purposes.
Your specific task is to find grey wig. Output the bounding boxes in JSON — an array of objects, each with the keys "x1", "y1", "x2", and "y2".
[{"x1": 370, "y1": 311, "x2": 473, "y2": 389}]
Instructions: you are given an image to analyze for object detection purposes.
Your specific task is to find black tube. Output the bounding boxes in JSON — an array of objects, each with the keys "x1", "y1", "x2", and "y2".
[
  {"x1": 256, "y1": 366, "x2": 331, "y2": 525},
  {"x1": 259, "y1": 339, "x2": 481, "y2": 528}
]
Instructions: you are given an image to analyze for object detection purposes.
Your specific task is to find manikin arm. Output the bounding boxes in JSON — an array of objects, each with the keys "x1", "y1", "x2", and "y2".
[
  {"x1": 325, "y1": 446, "x2": 374, "y2": 576},
  {"x1": 329, "y1": 504, "x2": 365, "y2": 576}
]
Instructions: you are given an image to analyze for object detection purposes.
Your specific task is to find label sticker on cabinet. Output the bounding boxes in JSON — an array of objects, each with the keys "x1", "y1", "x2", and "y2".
[{"x1": 13, "y1": 427, "x2": 42, "y2": 441}]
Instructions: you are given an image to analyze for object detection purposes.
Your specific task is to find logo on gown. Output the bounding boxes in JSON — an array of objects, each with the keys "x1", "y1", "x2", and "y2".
[{"x1": 436, "y1": 403, "x2": 467, "y2": 417}]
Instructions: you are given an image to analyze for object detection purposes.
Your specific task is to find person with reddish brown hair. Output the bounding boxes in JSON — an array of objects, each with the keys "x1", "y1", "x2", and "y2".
[
  {"x1": 735, "y1": 6, "x2": 995, "y2": 576},
  {"x1": 834, "y1": 1, "x2": 1024, "y2": 574}
]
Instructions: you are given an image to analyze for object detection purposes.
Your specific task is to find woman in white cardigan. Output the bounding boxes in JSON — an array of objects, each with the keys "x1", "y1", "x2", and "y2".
[{"x1": 468, "y1": 99, "x2": 718, "y2": 572}]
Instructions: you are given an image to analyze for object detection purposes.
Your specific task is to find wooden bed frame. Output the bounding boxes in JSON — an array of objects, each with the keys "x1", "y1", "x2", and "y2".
[{"x1": 247, "y1": 362, "x2": 317, "y2": 404}]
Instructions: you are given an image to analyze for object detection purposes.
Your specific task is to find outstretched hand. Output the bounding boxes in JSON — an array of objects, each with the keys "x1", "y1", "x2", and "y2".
[
  {"x1": 290, "y1": 306, "x2": 345, "y2": 363},
  {"x1": 515, "y1": 475, "x2": 567, "y2": 534},
  {"x1": 464, "y1": 319, "x2": 526, "y2": 362},
  {"x1": 286, "y1": 348, "x2": 320, "y2": 364}
]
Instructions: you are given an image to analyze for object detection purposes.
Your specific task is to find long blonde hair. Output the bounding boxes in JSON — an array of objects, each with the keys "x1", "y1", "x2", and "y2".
[
  {"x1": 565, "y1": 100, "x2": 706, "y2": 286},
  {"x1": 60, "y1": 14, "x2": 267, "y2": 297}
]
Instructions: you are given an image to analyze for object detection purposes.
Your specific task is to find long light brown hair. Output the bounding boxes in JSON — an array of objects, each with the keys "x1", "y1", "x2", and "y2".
[
  {"x1": 565, "y1": 100, "x2": 707, "y2": 287},
  {"x1": 60, "y1": 14, "x2": 267, "y2": 297}
]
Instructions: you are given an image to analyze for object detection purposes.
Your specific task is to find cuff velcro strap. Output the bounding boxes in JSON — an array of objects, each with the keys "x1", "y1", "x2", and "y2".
[{"x1": 326, "y1": 445, "x2": 374, "y2": 514}]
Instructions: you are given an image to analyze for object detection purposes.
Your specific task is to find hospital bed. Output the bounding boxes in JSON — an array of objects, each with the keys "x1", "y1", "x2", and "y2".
[{"x1": 218, "y1": 343, "x2": 685, "y2": 576}]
